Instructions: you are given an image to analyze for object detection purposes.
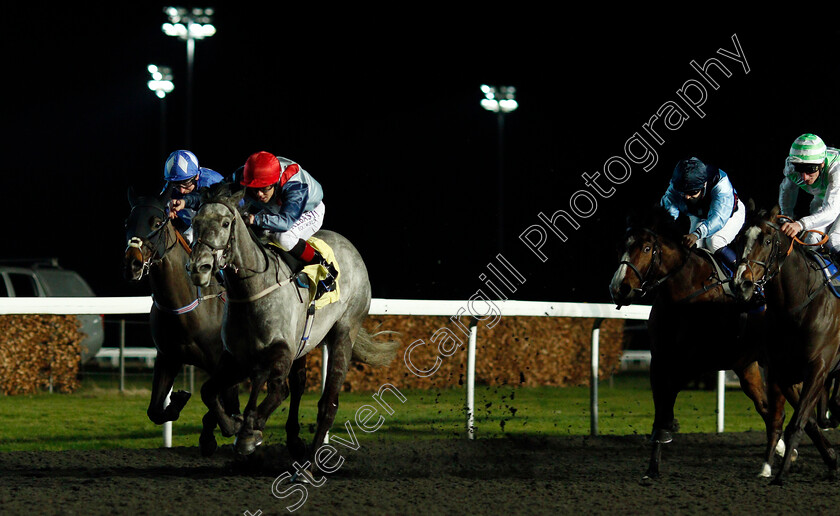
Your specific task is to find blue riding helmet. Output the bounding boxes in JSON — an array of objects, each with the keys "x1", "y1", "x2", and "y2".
[
  {"x1": 164, "y1": 150, "x2": 201, "y2": 182},
  {"x1": 672, "y1": 157, "x2": 711, "y2": 193}
]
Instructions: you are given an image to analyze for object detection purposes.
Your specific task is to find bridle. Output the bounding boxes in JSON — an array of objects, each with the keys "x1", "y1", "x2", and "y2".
[
  {"x1": 619, "y1": 227, "x2": 691, "y2": 299},
  {"x1": 192, "y1": 201, "x2": 239, "y2": 275},
  {"x1": 125, "y1": 203, "x2": 182, "y2": 279},
  {"x1": 623, "y1": 228, "x2": 679, "y2": 294},
  {"x1": 741, "y1": 214, "x2": 828, "y2": 311},
  {"x1": 619, "y1": 225, "x2": 743, "y2": 304}
]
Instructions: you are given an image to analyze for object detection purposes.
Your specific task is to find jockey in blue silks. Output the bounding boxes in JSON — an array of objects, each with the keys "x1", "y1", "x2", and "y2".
[
  {"x1": 660, "y1": 157, "x2": 745, "y2": 275},
  {"x1": 163, "y1": 150, "x2": 224, "y2": 243}
]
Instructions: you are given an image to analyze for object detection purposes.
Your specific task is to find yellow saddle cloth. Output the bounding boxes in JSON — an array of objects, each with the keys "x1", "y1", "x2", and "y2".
[{"x1": 267, "y1": 236, "x2": 340, "y2": 309}]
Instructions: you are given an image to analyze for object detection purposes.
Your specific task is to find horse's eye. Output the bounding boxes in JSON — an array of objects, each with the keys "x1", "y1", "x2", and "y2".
[
  {"x1": 765, "y1": 239, "x2": 771, "y2": 246},
  {"x1": 643, "y1": 246, "x2": 652, "y2": 253},
  {"x1": 222, "y1": 221, "x2": 230, "y2": 228},
  {"x1": 154, "y1": 220, "x2": 162, "y2": 228}
]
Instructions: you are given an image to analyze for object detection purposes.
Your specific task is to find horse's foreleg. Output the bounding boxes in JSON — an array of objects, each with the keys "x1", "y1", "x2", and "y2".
[
  {"x1": 147, "y1": 353, "x2": 188, "y2": 425},
  {"x1": 309, "y1": 329, "x2": 353, "y2": 472},
  {"x1": 773, "y1": 362, "x2": 831, "y2": 485},
  {"x1": 803, "y1": 417, "x2": 838, "y2": 477},
  {"x1": 644, "y1": 359, "x2": 679, "y2": 480},
  {"x1": 736, "y1": 362, "x2": 785, "y2": 478},
  {"x1": 200, "y1": 352, "x2": 246, "y2": 438},
  {"x1": 235, "y1": 347, "x2": 293, "y2": 456},
  {"x1": 285, "y1": 356, "x2": 308, "y2": 461}
]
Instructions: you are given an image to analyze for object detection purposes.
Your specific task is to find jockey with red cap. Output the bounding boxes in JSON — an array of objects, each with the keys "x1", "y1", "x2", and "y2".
[{"x1": 240, "y1": 151, "x2": 337, "y2": 294}]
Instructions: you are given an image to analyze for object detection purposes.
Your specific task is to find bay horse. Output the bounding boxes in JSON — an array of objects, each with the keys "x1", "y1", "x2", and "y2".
[
  {"x1": 123, "y1": 188, "x2": 240, "y2": 455},
  {"x1": 732, "y1": 206, "x2": 840, "y2": 484},
  {"x1": 188, "y1": 184, "x2": 398, "y2": 465},
  {"x1": 609, "y1": 206, "x2": 785, "y2": 480}
]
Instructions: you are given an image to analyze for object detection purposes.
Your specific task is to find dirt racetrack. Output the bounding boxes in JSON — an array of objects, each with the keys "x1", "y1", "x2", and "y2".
[{"x1": 1, "y1": 432, "x2": 838, "y2": 515}]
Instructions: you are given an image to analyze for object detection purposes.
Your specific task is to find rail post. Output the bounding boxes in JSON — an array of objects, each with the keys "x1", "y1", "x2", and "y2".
[{"x1": 590, "y1": 317, "x2": 604, "y2": 436}]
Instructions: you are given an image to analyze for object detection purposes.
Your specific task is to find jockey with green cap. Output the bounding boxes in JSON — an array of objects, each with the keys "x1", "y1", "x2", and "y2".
[{"x1": 779, "y1": 134, "x2": 840, "y2": 252}]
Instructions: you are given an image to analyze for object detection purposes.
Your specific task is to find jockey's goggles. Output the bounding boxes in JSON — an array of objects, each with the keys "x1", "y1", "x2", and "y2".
[
  {"x1": 246, "y1": 184, "x2": 275, "y2": 195},
  {"x1": 792, "y1": 162, "x2": 822, "y2": 175},
  {"x1": 680, "y1": 188, "x2": 703, "y2": 197},
  {"x1": 172, "y1": 176, "x2": 198, "y2": 188}
]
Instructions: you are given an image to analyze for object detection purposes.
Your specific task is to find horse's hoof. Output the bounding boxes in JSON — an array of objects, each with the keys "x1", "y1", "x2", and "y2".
[
  {"x1": 170, "y1": 390, "x2": 191, "y2": 409},
  {"x1": 640, "y1": 474, "x2": 657, "y2": 486},
  {"x1": 234, "y1": 430, "x2": 263, "y2": 456},
  {"x1": 791, "y1": 449, "x2": 799, "y2": 463},
  {"x1": 758, "y1": 462, "x2": 772, "y2": 478},
  {"x1": 775, "y1": 439, "x2": 786, "y2": 457},
  {"x1": 199, "y1": 433, "x2": 218, "y2": 457},
  {"x1": 651, "y1": 429, "x2": 673, "y2": 444}
]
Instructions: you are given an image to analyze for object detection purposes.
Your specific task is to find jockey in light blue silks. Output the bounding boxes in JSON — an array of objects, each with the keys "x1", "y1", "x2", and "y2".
[
  {"x1": 778, "y1": 133, "x2": 840, "y2": 253},
  {"x1": 660, "y1": 157, "x2": 746, "y2": 274},
  {"x1": 163, "y1": 150, "x2": 224, "y2": 243}
]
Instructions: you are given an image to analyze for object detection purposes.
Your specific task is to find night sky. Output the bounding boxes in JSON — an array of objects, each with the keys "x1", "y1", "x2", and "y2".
[{"x1": 5, "y1": 10, "x2": 839, "y2": 304}]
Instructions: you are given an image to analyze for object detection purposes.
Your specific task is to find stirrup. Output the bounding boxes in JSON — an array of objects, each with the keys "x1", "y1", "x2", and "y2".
[{"x1": 315, "y1": 262, "x2": 337, "y2": 298}]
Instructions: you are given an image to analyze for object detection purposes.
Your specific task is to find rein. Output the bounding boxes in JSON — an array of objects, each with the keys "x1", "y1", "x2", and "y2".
[
  {"x1": 127, "y1": 202, "x2": 223, "y2": 315},
  {"x1": 125, "y1": 205, "x2": 181, "y2": 277},
  {"x1": 620, "y1": 227, "x2": 705, "y2": 302},
  {"x1": 193, "y1": 197, "x2": 316, "y2": 360},
  {"x1": 745, "y1": 215, "x2": 829, "y2": 314},
  {"x1": 194, "y1": 200, "x2": 299, "y2": 304}
]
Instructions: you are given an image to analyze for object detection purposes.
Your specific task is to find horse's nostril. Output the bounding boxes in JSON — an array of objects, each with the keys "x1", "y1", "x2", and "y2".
[
  {"x1": 198, "y1": 263, "x2": 212, "y2": 274},
  {"x1": 619, "y1": 284, "x2": 631, "y2": 297}
]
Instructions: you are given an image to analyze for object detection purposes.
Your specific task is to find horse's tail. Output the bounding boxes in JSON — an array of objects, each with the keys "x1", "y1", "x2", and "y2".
[{"x1": 351, "y1": 327, "x2": 400, "y2": 367}]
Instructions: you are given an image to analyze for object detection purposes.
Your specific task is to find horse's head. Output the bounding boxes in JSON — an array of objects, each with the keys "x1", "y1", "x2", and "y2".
[
  {"x1": 609, "y1": 206, "x2": 685, "y2": 306},
  {"x1": 189, "y1": 183, "x2": 245, "y2": 287},
  {"x1": 733, "y1": 206, "x2": 784, "y2": 302},
  {"x1": 124, "y1": 187, "x2": 172, "y2": 281}
]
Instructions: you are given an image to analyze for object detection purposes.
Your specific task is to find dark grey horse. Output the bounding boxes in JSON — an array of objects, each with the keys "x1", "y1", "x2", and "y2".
[
  {"x1": 123, "y1": 189, "x2": 240, "y2": 454},
  {"x1": 188, "y1": 184, "x2": 398, "y2": 465}
]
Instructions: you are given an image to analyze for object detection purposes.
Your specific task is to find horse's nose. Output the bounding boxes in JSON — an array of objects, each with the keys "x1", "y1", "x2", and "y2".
[
  {"x1": 123, "y1": 252, "x2": 144, "y2": 281},
  {"x1": 197, "y1": 263, "x2": 212, "y2": 275},
  {"x1": 733, "y1": 265, "x2": 754, "y2": 301},
  {"x1": 618, "y1": 283, "x2": 631, "y2": 298}
]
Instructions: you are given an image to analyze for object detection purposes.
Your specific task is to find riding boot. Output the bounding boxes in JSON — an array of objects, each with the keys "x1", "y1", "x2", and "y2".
[
  {"x1": 715, "y1": 246, "x2": 765, "y2": 312},
  {"x1": 713, "y1": 246, "x2": 737, "y2": 278},
  {"x1": 289, "y1": 239, "x2": 338, "y2": 297}
]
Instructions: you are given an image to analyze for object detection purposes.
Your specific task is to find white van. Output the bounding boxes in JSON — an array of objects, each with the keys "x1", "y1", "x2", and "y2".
[{"x1": 0, "y1": 259, "x2": 104, "y2": 362}]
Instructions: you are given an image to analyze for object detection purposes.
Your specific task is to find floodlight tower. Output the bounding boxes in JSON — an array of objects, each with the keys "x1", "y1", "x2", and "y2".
[
  {"x1": 162, "y1": 6, "x2": 216, "y2": 148},
  {"x1": 147, "y1": 65, "x2": 174, "y2": 162},
  {"x1": 480, "y1": 84, "x2": 518, "y2": 252}
]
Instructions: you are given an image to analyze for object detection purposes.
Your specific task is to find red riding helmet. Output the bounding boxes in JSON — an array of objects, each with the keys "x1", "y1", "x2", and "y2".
[{"x1": 241, "y1": 151, "x2": 280, "y2": 188}]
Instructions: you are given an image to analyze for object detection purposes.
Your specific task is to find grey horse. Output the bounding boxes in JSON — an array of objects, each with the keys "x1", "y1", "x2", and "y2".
[
  {"x1": 123, "y1": 189, "x2": 240, "y2": 454},
  {"x1": 188, "y1": 183, "x2": 398, "y2": 464}
]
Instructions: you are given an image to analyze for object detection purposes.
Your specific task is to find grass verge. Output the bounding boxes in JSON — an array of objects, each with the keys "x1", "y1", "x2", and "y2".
[{"x1": 0, "y1": 372, "x2": 767, "y2": 452}]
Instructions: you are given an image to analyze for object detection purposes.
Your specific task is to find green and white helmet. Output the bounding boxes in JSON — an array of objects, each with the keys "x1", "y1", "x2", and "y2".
[{"x1": 789, "y1": 133, "x2": 826, "y2": 164}]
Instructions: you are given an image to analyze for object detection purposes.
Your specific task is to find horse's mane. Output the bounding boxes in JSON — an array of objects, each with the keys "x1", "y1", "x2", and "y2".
[{"x1": 198, "y1": 182, "x2": 248, "y2": 214}]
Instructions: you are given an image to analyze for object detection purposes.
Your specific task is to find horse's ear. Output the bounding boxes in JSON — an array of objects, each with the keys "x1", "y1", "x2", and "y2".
[
  {"x1": 770, "y1": 205, "x2": 781, "y2": 218},
  {"x1": 160, "y1": 184, "x2": 173, "y2": 205},
  {"x1": 231, "y1": 188, "x2": 246, "y2": 206},
  {"x1": 745, "y1": 197, "x2": 756, "y2": 214},
  {"x1": 198, "y1": 186, "x2": 212, "y2": 204},
  {"x1": 127, "y1": 186, "x2": 138, "y2": 207}
]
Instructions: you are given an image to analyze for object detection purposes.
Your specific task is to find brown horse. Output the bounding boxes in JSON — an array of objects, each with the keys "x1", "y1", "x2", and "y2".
[
  {"x1": 609, "y1": 206, "x2": 785, "y2": 480},
  {"x1": 733, "y1": 206, "x2": 840, "y2": 484}
]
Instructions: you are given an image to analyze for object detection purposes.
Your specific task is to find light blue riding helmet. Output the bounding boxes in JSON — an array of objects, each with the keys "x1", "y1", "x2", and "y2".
[{"x1": 164, "y1": 150, "x2": 201, "y2": 182}]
